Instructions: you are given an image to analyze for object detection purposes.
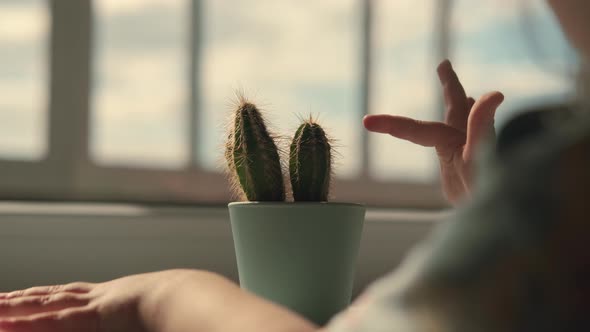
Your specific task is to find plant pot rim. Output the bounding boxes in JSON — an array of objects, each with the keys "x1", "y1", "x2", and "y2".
[{"x1": 228, "y1": 201, "x2": 364, "y2": 208}]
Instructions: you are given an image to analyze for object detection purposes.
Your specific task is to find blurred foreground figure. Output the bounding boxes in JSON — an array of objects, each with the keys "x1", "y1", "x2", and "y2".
[
  {"x1": 330, "y1": 105, "x2": 590, "y2": 331},
  {"x1": 328, "y1": 1, "x2": 590, "y2": 330}
]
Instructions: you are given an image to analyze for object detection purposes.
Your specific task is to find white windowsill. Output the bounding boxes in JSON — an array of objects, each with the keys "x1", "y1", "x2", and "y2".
[
  {"x1": 0, "y1": 201, "x2": 446, "y2": 295},
  {"x1": 0, "y1": 201, "x2": 446, "y2": 220}
]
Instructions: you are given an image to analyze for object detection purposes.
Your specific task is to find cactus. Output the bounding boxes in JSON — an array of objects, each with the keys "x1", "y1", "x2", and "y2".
[
  {"x1": 289, "y1": 117, "x2": 332, "y2": 201},
  {"x1": 225, "y1": 98, "x2": 286, "y2": 201}
]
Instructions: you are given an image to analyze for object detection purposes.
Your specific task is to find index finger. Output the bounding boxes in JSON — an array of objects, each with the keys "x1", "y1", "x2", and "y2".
[
  {"x1": 437, "y1": 60, "x2": 469, "y2": 132},
  {"x1": 363, "y1": 114, "x2": 464, "y2": 148}
]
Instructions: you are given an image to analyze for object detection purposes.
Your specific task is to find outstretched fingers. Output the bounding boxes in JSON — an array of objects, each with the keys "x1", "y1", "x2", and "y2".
[
  {"x1": 363, "y1": 114, "x2": 465, "y2": 155},
  {"x1": 0, "y1": 283, "x2": 92, "y2": 300},
  {"x1": 0, "y1": 283, "x2": 95, "y2": 332},
  {"x1": 0, "y1": 293, "x2": 90, "y2": 318},
  {"x1": 438, "y1": 59, "x2": 469, "y2": 132}
]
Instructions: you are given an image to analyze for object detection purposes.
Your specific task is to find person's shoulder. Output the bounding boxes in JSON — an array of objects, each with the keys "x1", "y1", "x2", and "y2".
[
  {"x1": 496, "y1": 104, "x2": 568, "y2": 153},
  {"x1": 495, "y1": 103, "x2": 590, "y2": 161}
]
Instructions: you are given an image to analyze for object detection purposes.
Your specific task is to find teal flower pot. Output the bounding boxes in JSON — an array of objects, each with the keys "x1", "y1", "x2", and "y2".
[{"x1": 228, "y1": 202, "x2": 365, "y2": 325}]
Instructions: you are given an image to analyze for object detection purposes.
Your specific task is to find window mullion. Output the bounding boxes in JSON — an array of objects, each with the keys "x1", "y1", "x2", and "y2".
[
  {"x1": 359, "y1": 0, "x2": 372, "y2": 179},
  {"x1": 189, "y1": 0, "x2": 202, "y2": 168},
  {"x1": 47, "y1": 0, "x2": 92, "y2": 193},
  {"x1": 435, "y1": 0, "x2": 452, "y2": 122}
]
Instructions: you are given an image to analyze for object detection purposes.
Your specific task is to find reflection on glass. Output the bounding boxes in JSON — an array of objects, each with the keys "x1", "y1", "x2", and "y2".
[
  {"x1": 369, "y1": 0, "x2": 437, "y2": 182},
  {"x1": 0, "y1": 0, "x2": 48, "y2": 160},
  {"x1": 91, "y1": 0, "x2": 188, "y2": 168},
  {"x1": 198, "y1": 0, "x2": 361, "y2": 178}
]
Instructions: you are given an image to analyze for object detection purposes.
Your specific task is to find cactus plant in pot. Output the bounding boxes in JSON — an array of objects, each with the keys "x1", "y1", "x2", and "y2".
[{"x1": 225, "y1": 97, "x2": 366, "y2": 325}]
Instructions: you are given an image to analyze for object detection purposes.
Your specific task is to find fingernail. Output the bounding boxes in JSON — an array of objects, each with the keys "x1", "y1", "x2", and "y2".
[
  {"x1": 439, "y1": 59, "x2": 451, "y2": 69},
  {"x1": 437, "y1": 59, "x2": 452, "y2": 81}
]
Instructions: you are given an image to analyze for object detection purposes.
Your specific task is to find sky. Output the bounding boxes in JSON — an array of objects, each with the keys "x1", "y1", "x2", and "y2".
[{"x1": 0, "y1": 0, "x2": 577, "y2": 182}]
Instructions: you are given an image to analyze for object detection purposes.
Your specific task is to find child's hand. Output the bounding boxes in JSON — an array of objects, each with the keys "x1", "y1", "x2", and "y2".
[
  {"x1": 364, "y1": 60, "x2": 504, "y2": 204},
  {"x1": 0, "y1": 270, "x2": 182, "y2": 332},
  {"x1": 0, "y1": 269, "x2": 317, "y2": 332}
]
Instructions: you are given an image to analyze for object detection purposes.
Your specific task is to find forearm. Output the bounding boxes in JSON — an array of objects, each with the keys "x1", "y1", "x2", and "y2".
[{"x1": 140, "y1": 270, "x2": 318, "y2": 332}]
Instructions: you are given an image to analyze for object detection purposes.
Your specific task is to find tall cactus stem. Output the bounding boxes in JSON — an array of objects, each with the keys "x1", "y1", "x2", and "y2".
[
  {"x1": 225, "y1": 98, "x2": 285, "y2": 201},
  {"x1": 289, "y1": 117, "x2": 332, "y2": 201}
]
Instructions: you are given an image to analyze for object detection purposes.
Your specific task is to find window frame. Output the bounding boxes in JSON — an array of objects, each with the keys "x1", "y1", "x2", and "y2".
[{"x1": 0, "y1": 0, "x2": 452, "y2": 209}]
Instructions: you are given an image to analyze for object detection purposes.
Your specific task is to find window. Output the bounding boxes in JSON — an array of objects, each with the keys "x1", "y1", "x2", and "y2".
[
  {"x1": 0, "y1": 0, "x2": 577, "y2": 208},
  {"x1": 0, "y1": 0, "x2": 48, "y2": 160},
  {"x1": 198, "y1": 0, "x2": 361, "y2": 177},
  {"x1": 450, "y1": 0, "x2": 577, "y2": 127},
  {"x1": 92, "y1": 0, "x2": 189, "y2": 168},
  {"x1": 369, "y1": 0, "x2": 438, "y2": 182}
]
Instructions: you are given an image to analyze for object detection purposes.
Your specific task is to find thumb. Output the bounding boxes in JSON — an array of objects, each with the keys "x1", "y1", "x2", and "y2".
[{"x1": 463, "y1": 91, "x2": 504, "y2": 162}]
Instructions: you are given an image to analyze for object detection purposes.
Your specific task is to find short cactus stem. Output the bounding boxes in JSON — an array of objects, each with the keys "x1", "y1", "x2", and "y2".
[
  {"x1": 289, "y1": 119, "x2": 332, "y2": 202},
  {"x1": 225, "y1": 100, "x2": 285, "y2": 201}
]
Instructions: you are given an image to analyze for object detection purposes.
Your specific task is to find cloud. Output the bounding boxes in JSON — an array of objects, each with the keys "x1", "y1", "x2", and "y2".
[
  {"x1": 450, "y1": 0, "x2": 517, "y2": 35},
  {"x1": 365, "y1": 56, "x2": 575, "y2": 181},
  {"x1": 91, "y1": 51, "x2": 189, "y2": 166},
  {"x1": 0, "y1": 4, "x2": 48, "y2": 42},
  {"x1": 96, "y1": 0, "x2": 178, "y2": 16},
  {"x1": 94, "y1": 2, "x2": 186, "y2": 52},
  {"x1": 372, "y1": 0, "x2": 435, "y2": 50},
  {"x1": 0, "y1": 79, "x2": 46, "y2": 107},
  {"x1": 450, "y1": 0, "x2": 565, "y2": 38},
  {"x1": 91, "y1": 107, "x2": 188, "y2": 168},
  {"x1": 455, "y1": 61, "x2": 573, "y2": 97},
  {"x1": 93, "y1": 51, "x2": 187, "y2": 116},
  {"x1": 363, "y1": 0, "x2": 576, "y2": 181},
  {"x1": 1, "y1": 0, "x2": 578, "y2": 179},
  {"x1": 0, "y1": 2, "x2": 47, "y2": 159},
  {"x1": 0, "y1": 107, "x2": 45, "y2": 159},
  {"x1": 453, "y1": 60, "x2": 574, "y2": 126},
  {"x1": 0, "y1": 80, "x2": 46, "y2": 158},
  {"x1": 368, "y1": 52, "x2": 438, "y2": 181},
  {"x1": 196, "y1": 0, "x2": 362, "y2": 175}
]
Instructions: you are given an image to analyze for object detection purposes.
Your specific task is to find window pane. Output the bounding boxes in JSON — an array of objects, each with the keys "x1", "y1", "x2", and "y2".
[
  {"x1": 198, "y1": 0, "x2": 361, "y2": 178},
  {"x1": 451, "y1": 0, "x2": 577, "y2": 128},
  {"x1": 369, "y1": 0, "x2": 437, "y2": 182},
  {"x1": 0, "y1": 0, "x2": 48, "y2": 160},
  {"x1": 91, "y1": 0, "x2": 188, "y2": 168}
]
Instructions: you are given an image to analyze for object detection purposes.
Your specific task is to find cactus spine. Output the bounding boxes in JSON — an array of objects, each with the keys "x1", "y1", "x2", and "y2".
[
  {"x1": 225, "y1": 100, "x2": 285, "y2": 201},
  {"x1": 289, "y1": 118, "x2": 332, "y2": 201}
]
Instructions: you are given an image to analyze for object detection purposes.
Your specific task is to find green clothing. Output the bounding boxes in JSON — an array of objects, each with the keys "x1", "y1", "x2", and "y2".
[{"x1": 327, "y1": 108, "x2": 590, "y2": 331}]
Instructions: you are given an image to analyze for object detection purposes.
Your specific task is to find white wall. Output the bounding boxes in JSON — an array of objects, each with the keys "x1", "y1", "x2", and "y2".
[{"x1": 0, "y1": 202, "x2": 443, "y2": 296}]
